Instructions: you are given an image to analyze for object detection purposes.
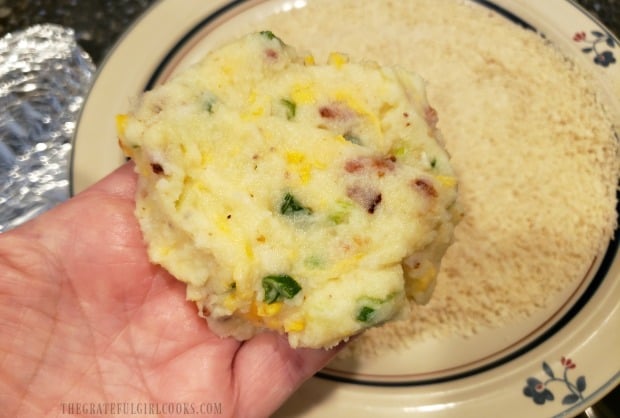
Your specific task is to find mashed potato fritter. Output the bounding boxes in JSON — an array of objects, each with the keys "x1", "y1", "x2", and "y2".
[{"x1": 117, "y1": 32, "x2": 460, "y2": 348}]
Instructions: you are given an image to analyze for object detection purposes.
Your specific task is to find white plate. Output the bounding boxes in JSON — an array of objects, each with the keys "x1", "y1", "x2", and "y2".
[{"x1": 71, "y1": 1, "x2": 620, "y2": 416}]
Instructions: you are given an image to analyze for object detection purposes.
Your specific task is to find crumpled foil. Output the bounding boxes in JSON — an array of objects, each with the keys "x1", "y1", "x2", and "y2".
[{"x1": 0, "y1": 24, "x2": 95, "y2": 232}]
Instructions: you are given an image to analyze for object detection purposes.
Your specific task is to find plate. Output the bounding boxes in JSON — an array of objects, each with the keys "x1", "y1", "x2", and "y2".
[{"x1": 71, "y1": 0, "x2": 620, "y2": 416}]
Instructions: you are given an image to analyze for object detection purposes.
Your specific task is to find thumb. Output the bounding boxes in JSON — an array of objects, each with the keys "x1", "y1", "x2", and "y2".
[{"x1": 230, "y1": 332, "x2": 342, "y2": 418}]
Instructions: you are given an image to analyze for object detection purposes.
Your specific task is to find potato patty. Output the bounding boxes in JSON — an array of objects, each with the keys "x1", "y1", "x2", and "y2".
[{"x1": 117, "y1": 32, "x2": 460, "y2": 348}]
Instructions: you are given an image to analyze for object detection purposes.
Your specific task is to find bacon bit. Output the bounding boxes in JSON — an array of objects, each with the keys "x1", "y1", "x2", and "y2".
[
  {"x1": 412, "y1": 178, "x2": 438, "y2": 197},
  {"x1": 319, "y1": 106, "x2": 338, "y2": 118},
  {"x1": 347, "y1": 185, "x2": 382, "y2": 214},
  {"x1": 150, "y1": 163, "x2": 164, "y2": 175},
  {"x1": 318, "y1": 102, "x2": 355, "y2": 120},
  {"x1": 344, "y1": 156, "x2": 396, "y2": 176},
  {"x1": 368, "y1": 194, "x2": 382, "y2": 214},
  {"x1": 424, "y1": 106, "x2": 439, "y2": 128},
  {"x1": 265, "y1": 48, "x2": 279, "y2": 60},
  {"x1": 345, "y1": 159, "x2": 364, "y2": 173},
  {"x1": 372, "y1": 156, "x2": 396, "y2": 177}
]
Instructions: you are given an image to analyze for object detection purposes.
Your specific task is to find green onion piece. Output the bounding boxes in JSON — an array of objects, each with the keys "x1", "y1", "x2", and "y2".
[
  {"x1": 260, "y1": 30, "x2": 277, "y2": 39},
  {"x1": 280, "y1": 193, "x2": 312, "y2": 216},
  {"x1": 303, "y1": 255, "x2": 324, "y2": 269},
  {"x1": 430, "y1": 157, "x2": 437, "y2": 168},
  {"x1": 328, "y1": 200, "x2": 353, "y2": 224},
  {"x1": 281, "y1": 99, "x2": 297, "y2": 120},
  {"x1": 355, "y1": 294, "x2": 396, "y2": 324},
  {"x1": 356, "y1": 306, "x2": 376, "y2": 323},
  {"x1": 262, "y1": 274, "x2": 302, "y2": 304},
  {"x1": 259, "y1": 30, "x2": 283, "y2": 44},
  {"x1": 204, "y1": 92, "x2": 217, "y2": 114},
  {"x1": 343, "y1": 132, "x2": 362, "y2": 145}
]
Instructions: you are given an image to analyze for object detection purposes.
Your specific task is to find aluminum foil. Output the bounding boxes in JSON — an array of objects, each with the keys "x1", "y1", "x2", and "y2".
[{"x1": 0, "y1": 24, "x2": 95, "y2": 232}]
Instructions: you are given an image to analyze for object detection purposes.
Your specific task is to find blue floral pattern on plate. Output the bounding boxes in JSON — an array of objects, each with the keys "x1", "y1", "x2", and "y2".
[
  {"x1": 573, "y1": 30, "x2": 616, "y2": 67},
  {"x1": 523, "y1": 357, "x2": 587, "y2": 406}
]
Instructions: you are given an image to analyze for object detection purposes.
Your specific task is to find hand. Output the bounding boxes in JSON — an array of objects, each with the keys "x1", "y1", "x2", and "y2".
[{"x1": 0, "y1": 163, "x2": 338, "y2": 418}]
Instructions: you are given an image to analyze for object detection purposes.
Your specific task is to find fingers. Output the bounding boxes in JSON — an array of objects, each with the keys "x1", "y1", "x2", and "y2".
[
  {"x1": 76, "y1": 161, "x2": 137, "y2": 201},
  {"x1": 7, "y1": 161, "x2": 137, "y2": 240},
  {"x1": 231, "y1": 332, "x2": 342, "y2": 418},
  {"x1": 4, "y1": 161, "x2": 144, "y2": 294}
]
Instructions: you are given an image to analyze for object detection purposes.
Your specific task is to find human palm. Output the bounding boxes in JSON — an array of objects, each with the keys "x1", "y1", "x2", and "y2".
[{"x1": 0, "y1": 164, "x2": 337, "y2": 418}]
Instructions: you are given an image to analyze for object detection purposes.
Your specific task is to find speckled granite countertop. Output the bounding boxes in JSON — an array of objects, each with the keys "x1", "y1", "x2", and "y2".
[{"x1": 0, "y1": 1, "x2": 618, "y2": 417}]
